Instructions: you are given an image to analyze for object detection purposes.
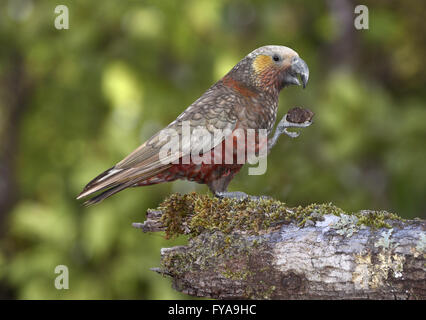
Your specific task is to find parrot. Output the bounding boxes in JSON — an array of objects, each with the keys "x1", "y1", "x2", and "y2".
[{"x1": 77, "y1": 45, "x2": 311, "y2": 205}]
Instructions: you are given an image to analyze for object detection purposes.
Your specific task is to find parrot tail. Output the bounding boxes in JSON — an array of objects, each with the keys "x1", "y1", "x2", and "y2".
[
  {"x1": 76, "y1": 166, "x2": 122, "y2": 199},
  {"x1": 81, "y1": 180, "x2": 135, "y2": 206},
  {"x1": 76, "y1": 165, "x2": 170, "y2": 205}
]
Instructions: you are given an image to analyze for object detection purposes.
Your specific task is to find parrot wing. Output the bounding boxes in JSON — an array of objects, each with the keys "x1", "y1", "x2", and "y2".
[{"x1": 77, "y1": 84, "x2": 239, "y2": 204}]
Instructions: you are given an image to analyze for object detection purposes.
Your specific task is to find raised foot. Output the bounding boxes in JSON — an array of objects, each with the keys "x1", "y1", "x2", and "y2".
[
  {"x1": 276, "y1": 114, "x2": 313, "y2": 138},
  {"x1": 214, "y1": 191, "x2": 273, "y2": 202},
  {"x1": 268, "y1": 107, "x2": 314, "y2": 152}
]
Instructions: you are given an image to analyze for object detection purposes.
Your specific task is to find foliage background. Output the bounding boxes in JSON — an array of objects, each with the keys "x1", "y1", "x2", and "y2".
[{"x1": 0, "y1": 0, "x2": 425, "y2": 299}]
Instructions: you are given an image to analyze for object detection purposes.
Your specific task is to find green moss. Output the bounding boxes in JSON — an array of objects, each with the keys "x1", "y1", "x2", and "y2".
[
  {"x1": 260, "y1": 284, "x2": 276, "y2": 299},
  {"x1": 295, "y1": 202, "x2": 344, "y2": 227},
  {"x1": 221, "y1": 268, "x2": 254, "y2": 281},
  {"x1": 158, "y1": 192, "x2": 290, "y2": 238},
  {"x1": 155, "y1": 193, "x2": 403, "y2": 239},
  {"x1": 159, "y1": 229, "x2": 278, "y2": 299},
  {"x1": 356, "y1": 210, "x2": 402, "y2": 229},
  {"x1": 160, "y1": 231, "x2": 263, "y2": 279},
  {"x1": 155, "y1": 193, "x2": 405, "y2": 299}
]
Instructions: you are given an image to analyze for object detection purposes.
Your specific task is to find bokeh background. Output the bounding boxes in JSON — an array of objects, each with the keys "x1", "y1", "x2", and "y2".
[{"x1": 0, "y1": 0, "x2": 425, "y2": 299}]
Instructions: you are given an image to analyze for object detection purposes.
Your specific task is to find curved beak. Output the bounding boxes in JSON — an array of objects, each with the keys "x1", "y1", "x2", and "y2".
[{"x1": 283, "y1": 56, "x2": 309, "y2": 89}]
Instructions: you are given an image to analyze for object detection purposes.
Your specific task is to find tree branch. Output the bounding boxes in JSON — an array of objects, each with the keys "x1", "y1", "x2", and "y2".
[{"x1": 134, "y1": 193, "x2": 425, "y2": 300}]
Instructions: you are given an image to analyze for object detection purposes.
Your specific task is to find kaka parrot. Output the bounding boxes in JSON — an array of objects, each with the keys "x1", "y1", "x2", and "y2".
[{"x1": 77, "y1": 45, "x2": 311, "y2": 205}]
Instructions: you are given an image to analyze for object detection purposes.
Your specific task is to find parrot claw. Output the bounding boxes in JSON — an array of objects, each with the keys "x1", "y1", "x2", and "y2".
[
  {"x1": 283, "y1": 128, "x2": 300, "y2": 138},
  {"x1": 267, "y1": 111, "x2": 313, "y2": 151},
  {"x1": 277, "y1": 115, "x2": 312, "y2": 138},
  {"x1": 214, "y1": 191, "x2": 273, "y2": 202},
  {"x1": 215, "y1": 191, "x2": 249, "y2": 201}
]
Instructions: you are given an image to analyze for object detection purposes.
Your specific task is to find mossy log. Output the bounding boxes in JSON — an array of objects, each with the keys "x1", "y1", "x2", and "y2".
[{"x1": 133, "y1": 193, "x2": 426, "y2": 299}]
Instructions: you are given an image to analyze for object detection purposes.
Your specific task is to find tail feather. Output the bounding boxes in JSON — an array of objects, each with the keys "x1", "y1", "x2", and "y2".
[
  {"x1": 82, "y1": 181, "x2": 135, "y2": 206},
  {"x1": 76, "y1": 166, "x2": 123, "y2": 200},
  {"x1": 77, "y1": 165, "x2": 171, "y2": 205}
]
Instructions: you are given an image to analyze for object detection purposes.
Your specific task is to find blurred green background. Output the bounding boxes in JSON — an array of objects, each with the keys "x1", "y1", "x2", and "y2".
[{"x1": 0, "y1": 0, "x2": 425, "y2": 299}]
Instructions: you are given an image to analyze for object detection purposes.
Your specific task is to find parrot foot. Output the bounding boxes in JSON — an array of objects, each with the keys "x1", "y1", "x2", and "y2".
[
  {"x1": 214, "y1": 191, "x2": 273, "y2": 202},
  {"x1": 276, "y1": 114, "x2": 313, "y2": 139},
  {"x1": 268, "y1": 108, "x2": 314, "y2": 152}
]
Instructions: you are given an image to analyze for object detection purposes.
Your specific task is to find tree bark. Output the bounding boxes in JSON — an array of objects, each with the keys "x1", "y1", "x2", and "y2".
[{"x1": 134, "y1": 194, "x2": 426, "y2": 300}]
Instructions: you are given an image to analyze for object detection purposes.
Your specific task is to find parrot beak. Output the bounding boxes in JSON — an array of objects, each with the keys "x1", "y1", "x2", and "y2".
[{"x1": 282, "y1": 56, "x2": 309, "y2": 89}]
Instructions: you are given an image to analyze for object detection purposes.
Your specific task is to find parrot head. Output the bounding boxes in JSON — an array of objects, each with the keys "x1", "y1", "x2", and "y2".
[{"x1": 228, "y1": 45, "x2": 309, "y2": 93}]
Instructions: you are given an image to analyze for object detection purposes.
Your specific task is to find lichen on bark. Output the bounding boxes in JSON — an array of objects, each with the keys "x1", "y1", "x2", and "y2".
[
  {"x1": 156, "y1": 192, "x2": 402, "y2": 239},
  {"x1": 135, "y1": 192, "x2": 425, "y2": 299}
]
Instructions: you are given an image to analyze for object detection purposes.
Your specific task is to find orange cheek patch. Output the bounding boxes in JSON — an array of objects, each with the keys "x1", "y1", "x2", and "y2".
[{"x1": 253, "y1": 55, "x2": 273, "y2": 74}]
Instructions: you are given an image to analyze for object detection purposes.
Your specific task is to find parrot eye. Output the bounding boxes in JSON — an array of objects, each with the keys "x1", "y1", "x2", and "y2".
[{"x1": 272, "y1": 54, "x2": 281, "y2": 62}]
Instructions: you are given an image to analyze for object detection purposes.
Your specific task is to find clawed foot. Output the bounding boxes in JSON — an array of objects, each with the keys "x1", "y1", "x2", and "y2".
[
  {"x1": 276, "y1": 114, "x2": 313, "y2": 138},
  {"x1": 214, "y1": 191, "x2": 273, "y2": 202},
  {"x1": 268, "y1": 108, "x2": 314, "y2": 152}
]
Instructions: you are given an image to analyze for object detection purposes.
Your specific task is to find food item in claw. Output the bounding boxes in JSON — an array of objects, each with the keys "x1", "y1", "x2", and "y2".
[{"x1": 286, "y1": 107, "x2": 314, "y2": 124}]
